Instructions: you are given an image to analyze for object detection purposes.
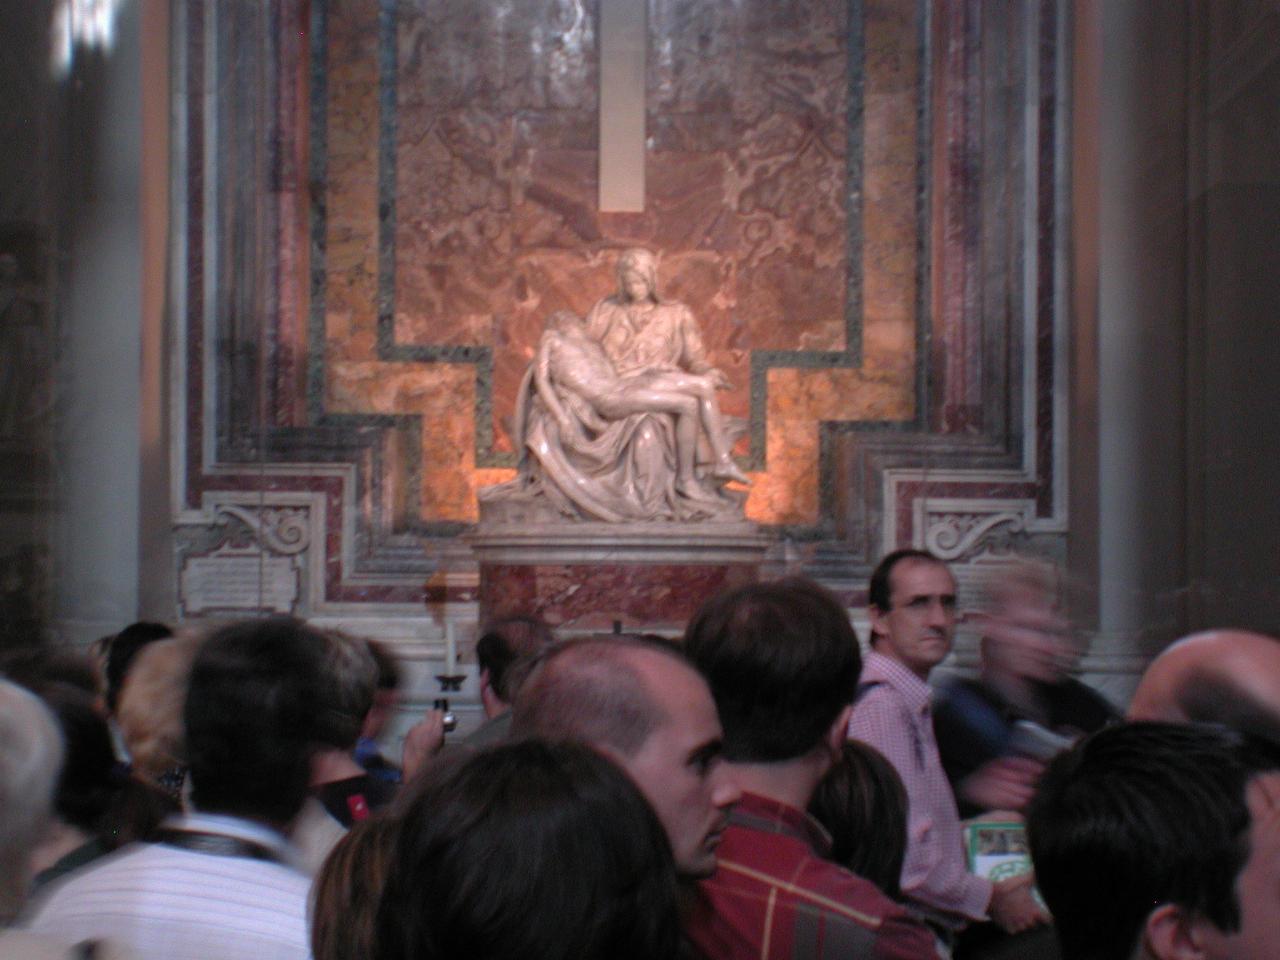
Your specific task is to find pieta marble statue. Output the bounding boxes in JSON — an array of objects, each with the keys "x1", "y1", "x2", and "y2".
[{"x1": 480, "y1": 248, "x2": 751, "y2": 524}]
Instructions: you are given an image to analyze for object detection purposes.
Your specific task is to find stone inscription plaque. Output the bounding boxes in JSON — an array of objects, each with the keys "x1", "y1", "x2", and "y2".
[{"x1": 180, "y1": 545, "x2": 299, "y2": 615}]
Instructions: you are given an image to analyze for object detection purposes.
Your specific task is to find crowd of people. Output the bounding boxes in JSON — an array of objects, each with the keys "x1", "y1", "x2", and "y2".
[{"x1": 2, "y1": 549, "x2": 1278, "y2": 960}]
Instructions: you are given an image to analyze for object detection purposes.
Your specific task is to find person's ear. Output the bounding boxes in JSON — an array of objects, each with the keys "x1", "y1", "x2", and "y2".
[
  {"x1": 825, "y1": 704, "x2": 853, "y2": 760},
  {"x1": 867, "y1": 605, "x2": 888, "y2": 643},
  {"x1": 1142, "y1": 904, "x2": 1216, "y2": 960}
]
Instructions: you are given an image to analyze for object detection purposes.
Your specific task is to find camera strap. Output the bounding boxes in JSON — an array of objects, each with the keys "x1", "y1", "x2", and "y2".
[{"x1": 151, "y1": 827, "x2": 285, "y2": 865}]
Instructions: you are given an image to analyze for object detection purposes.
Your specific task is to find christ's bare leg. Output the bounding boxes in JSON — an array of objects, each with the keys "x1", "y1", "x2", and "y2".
[{"x1": 605, "y1": 375, "x2": 751, "y2": 486}]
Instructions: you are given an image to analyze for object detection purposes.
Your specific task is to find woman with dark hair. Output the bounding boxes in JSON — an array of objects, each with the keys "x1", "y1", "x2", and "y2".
[
  {"x1": 808, "y1": 740, "x2": 910, "y2": 900},
  {"x1": 373, "y1": 740, "x2": 680, "y2": 960},
  {"x1": 312, "y1": 815, "x2": 401, "y2": 960}
]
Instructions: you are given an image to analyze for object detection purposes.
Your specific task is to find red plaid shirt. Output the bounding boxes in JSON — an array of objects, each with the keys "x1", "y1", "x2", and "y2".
[{"x1": 687, "y1": 792, "x2": 945, "y2": 960}]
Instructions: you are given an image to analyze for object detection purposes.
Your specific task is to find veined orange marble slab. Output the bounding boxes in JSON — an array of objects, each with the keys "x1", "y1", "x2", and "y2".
[{"x1": 320, "y1": 0, "x2": 920, "y2": 525}]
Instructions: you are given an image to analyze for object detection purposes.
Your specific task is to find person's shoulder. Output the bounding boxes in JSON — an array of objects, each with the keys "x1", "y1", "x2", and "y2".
[
  {"x1": 26, "y1": 841, "x2": 310, "y2": 959},
  {"x1": 54, "y1": 830, "x2": 310, "y2": 895},
  {"x1": 459, "y1": 710, "x2": 513, "y2": 747},
  {"x1": 23, "y1": 844, "x2": 155, "y2": 935},
  {"x1": 1047, "y1": 676, "x2": 1119, "y2": 731},
  {"x1": 588, "y1": 294, "x2": 625, "y2": 313},
  {"x1": 714, "y1": 821, "x2": 914, "y2": 932},
  {"x1": 934, "y1": 675, "x2": 1003, "y2": 718},
  {"x1": 940, "y1": 674, "x2": 988, "y2": 698},
  {"x1": 849, "y1": 675, "x2": 923, "y2": 752},
  {"x1": 784, "y1": 857, "x2": 942, "y2": 955},
  {"x1": 696, "y1": 824, "x2": 942, "y2": 960},
  {"x1": 858, "y1": 651, "x2": 896, "y2": 682},
  {"x1": 854, "y1": 670, "x2": 909, "y2": 712},
  {"x1": 789, "y1": 852, "x2": 897, "y2": 914},
  {"x1": 1, "y1": 929, "x2": 138, "y2": 960},
  {"x1": 29, "y1": 842, "x2": 152, "y2": 905}
]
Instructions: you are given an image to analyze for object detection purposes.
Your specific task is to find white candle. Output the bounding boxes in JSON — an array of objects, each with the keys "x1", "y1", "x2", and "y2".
[{"x1": 444, "y1": 623, "x2": 457, "y2": 675}]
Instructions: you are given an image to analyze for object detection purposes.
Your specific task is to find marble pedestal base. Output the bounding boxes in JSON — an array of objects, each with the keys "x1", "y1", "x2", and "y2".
[{"x1": 470, "y1": 522, "x2": 771, "y2": 635}]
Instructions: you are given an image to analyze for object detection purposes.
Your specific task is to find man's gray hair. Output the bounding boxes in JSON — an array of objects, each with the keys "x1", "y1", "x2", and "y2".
[
  {"x1": 315, "y1": 629, "x2": 379, "y2": 750},
  {"x1": 0, "y1": 679, "x2": 63, "y2": 921}
]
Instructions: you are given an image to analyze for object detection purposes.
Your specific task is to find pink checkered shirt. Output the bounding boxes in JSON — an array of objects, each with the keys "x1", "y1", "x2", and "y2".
[{"x1": 848, "y1": 651, "x2": 992, "y2": 927}]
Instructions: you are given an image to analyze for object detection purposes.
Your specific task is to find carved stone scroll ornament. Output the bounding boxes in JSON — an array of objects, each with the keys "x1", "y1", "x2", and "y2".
[
  {"x1": 924, "y1": 511, "x2": 1026, "y2": 562},
  {"x1": 213, "y1": 505, "x2": 311, "y2": 555}
]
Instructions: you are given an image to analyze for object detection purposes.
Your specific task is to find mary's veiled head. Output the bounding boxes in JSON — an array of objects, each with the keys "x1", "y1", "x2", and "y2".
[{"x1": 616, "y1": 248, "x2": 659, "y2": 303}]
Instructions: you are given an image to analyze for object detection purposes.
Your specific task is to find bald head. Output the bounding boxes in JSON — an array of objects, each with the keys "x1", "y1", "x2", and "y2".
[
  {"x1": 1129, "y1": 630, "x2": 1280, "y2": 743},
  {"x1": 511, "y1": 638, "x2": 674, "y2": 754},
  {"x1": 511, "y1": 636, "x2": 740, "y2": 878}
]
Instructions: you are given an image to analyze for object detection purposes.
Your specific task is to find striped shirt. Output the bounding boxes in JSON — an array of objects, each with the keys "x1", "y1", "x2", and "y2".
[
  {"x1": 23, "y1": 813, "x2": 311, "y2": 960},
  {"x1": 687, "y1": 792, "x2": 945, "y2": 960}
]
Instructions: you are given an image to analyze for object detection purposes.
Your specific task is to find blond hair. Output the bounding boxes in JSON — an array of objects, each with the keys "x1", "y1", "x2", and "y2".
[{"x1": 117, "y1": 634, "x2": 202, "y2": 782}]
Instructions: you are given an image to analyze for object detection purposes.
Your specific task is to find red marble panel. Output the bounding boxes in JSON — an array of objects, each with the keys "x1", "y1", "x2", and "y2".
[
  {"x1": 644, "y1": 153, "x2": 734, "y2": 253},
  {"x1": 386, "y1": 0, "x2": 857, "y2": 456},
  {"x1": 647, "y1": 2, "x2": 737, "y2": 114},
  {"x1": 730, "y1": 24, "x2": 850, "y2": 355},
  {"x1": 324, "y1": 0, "x2": 381, "y2": 364},
  {"x1": 479, "y1": 562, "x2": 760, "y2": 631},
  {"x1": 396, "y1": 0, "x2": 596, "y2": 114},
  {"x1": 394, "y1": 109, "x2": 514, "y2": 347},
  {"x1": 394, "y1": 0, "x2": 598, "y2": 329},
  {"x1": 273, "y1": 2, "x2": 311, "y2": 428},
  {"x1": 510, "y1": 112, "x2": 599, "y2": 250},
  {"x1": 732, "y1": 4, "x2": 849, "y2": 123}
]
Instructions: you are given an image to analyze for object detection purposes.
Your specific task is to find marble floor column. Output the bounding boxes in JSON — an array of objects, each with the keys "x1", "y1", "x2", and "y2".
[{"x1": 1073, "y1": 0, "x2": 1193, "y2": 706}]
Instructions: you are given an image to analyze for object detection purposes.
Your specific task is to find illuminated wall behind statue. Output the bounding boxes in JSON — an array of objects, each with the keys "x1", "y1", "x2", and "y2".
[
  {"x1": 322, "y1": 0, "x2": 921, "y2": 526},
  {"x1": 170, "y1": 0, "x2": 1068, "y2": 633}
]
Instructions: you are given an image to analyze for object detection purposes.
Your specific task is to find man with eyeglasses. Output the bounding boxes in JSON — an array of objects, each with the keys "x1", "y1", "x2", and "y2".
[{"x1": 849, "y1": 549, "x2": 1048, "y2": 942}]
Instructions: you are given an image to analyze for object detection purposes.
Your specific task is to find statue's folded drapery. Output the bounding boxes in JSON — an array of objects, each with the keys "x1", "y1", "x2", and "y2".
[{"x1": 483, "y1": 364, "x2": 743, "y2": 523}]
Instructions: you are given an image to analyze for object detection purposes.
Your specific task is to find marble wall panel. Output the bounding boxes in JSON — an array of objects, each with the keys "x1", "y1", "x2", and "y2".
[
  {"x1": 177, "y1": 0, "x2": 1066, "y2": 611},
  {"x1": 480, "y1": 560, "x2": 759, "y2": 632},
  {"x1": 324, "y1": 0, "x2": 381, "y2": 364},
  {"x1": 729, "y1": 7, "x2": 851, "y2": 355},
  {"x1": 327, "y1": 360, "x2": 479, "y2": 521},
  {"x1": 393, "y1": 0, "x2": 597, "y2": 356},
  {"x1": 744, "y1": 0, "x2": 920, "y2": 526},
  {"x1": 172, "y1": 0, "x2": 1070, "y2": 627},
  {"x1": 393, "y1": 106, "x2": 516, "y2": 344},
  {"x1": 509, "y1": 113, "x2": 599, "y2": 250},
  {"x1": 312, "y1": 0, "x2": 896, "y2": 524}
]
